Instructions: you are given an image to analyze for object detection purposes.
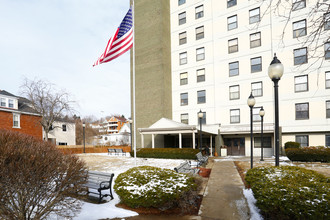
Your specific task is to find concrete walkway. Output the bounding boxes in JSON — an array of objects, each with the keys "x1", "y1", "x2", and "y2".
[{"x1": 198, "y1": 160, "x2": 250, "y2": 220}]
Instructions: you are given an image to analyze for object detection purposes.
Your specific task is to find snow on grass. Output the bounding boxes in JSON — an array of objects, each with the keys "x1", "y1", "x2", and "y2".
[
  {"x1": 69, "y1": 154, "x2": 187, "y2": 220},
  {"x1": 243, "y1": 189, "x2": 263, "y2": 220}
]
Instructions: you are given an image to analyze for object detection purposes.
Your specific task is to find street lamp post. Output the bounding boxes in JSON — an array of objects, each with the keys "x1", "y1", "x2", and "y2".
[
  {"x1": 198, "y1": 109, "x2": 204, "y2": 153},
  {"x1": 268, "y1": 53, "x2": 284, "y2": 167},
  {"x1": 247, "y1": 93, "x2": 256, "y2": 169},
  {"x1": 83, "y1": 123, "x2": 86, "y2": 153},
  {"x1": 259, "y1": 107, "x2": 265, "y2": 161}
]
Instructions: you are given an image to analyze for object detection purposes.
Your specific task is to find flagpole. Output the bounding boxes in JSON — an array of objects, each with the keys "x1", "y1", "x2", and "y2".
[{"x1": 132, "y1": 0, "x2": 137, "y2": 166}]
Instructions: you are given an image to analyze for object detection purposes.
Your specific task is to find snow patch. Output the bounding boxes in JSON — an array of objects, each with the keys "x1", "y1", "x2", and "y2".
[{"x1": 243, "y1": 189, "x2": 263, "y2": 220}]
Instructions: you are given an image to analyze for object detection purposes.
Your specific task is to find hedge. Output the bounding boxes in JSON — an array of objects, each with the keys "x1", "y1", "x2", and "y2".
[
  {"x1": 130, "y1": 148, "x2": 200, "y2": 159},
  {"x1": 286, "y1": 147, "x2": 330, "y2": 162},
  {"x1": 245, "y1": 166, "x2": 329, "y2": 219},
  {"x1": 114, "y1": 166, "x2": 198, "y2": 210},
  {"x1": 284, "y1": 141, "x2": 300, "y2": 150}
]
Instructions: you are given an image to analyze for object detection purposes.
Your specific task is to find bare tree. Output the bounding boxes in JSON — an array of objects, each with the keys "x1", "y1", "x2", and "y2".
[
  {"x1": 75, "y1": 115, "x2": 100, "y2": 145},
  {"x1": 258, "y1": 0, "x2": 330, "y2": 69},
  {"x1": 20, "y1": 78, "x2": 75, "y2": 141}
]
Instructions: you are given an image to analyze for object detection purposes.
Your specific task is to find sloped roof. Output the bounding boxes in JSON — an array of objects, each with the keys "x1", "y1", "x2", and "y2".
[{"x1": 0, "y1": 90, "x2": 17, "y2": 97}]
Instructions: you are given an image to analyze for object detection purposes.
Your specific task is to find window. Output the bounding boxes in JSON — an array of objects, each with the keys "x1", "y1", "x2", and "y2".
[
  {"x1": 180, "y1": 93, "x2": 188, "y2": 106},
  {"x1": 178, "y1": 0, "x2": 185, "y2": 6},
  {"x1": 250, "y1": 32, "x2": 261, "y2": 48},
  {"x1": 326, "y1": 71, "x2": 330, "y2": 89},
  {"x1": 0, "y1": 98, "x2": 5, "y2": 107},
  {"x1": 196, "y1": 47, "x2": 205, "y2": 61},
  {"x1": 296, "y1": 135, "x2": 308, "y2": 147},
  {"x1": 13, "y1": 113, "x2": 20, "y2": 128},
  {"x1": 196, "y1": 26, "x2": 204, "y2": 40},
  {"x1": 195, "y1": 5, "x2": 204, "y2": 19},
  {"x1": 180, "y1": 72, "x2": 188, "y2": 85},
  {"x1": 253, "y1": 107, "x2": 262, "y2": 122},
  {"x1": 293, "y1": 0, "x2": 306, "y2": 11},
  {"x1": 227, "y1": 15, "x2": 237, "y2": 30},
  {"x1": 179, "y1": 32, "x2": 187, "y2": 45},
  {"x1": 293, "y1": 20, "x2": 307, "y2": 38},
  {"x1": 229, "y1": 85, "x2": 239, "y2": 100},
  {"x1": 228, "y1": 38, "x2": 238, "y2": 53},
  {"x1": 294, "y1": 47, "x2": 307, "y2": 65},
  {"x1": 197, "y1": 90, "x2": 206, "y2": 104},
  {"x1": 227, "y1": 0, "x2": 237, "y2": 8},
  {"x1": 327, "y1": 101, "x2": 330, "y2": 118},
  {"x1": 295, "y1": 75, "x2": 308, "y2": 92},
  {"x1": 326, "y1": 135, "x2": 330, "y2": 147},
  {"x1": 324, "y1": 13, "x2": 330, "y2": 30},
  {"x1": 62, "y1": 124, "x2": 67, "y2": 132},
  {"x1": 229, "y1": 61, "x2": 239, "y2": 76},
  {"x1": 179, "y1": 12, "x2": 186, "y2": 25},
  {"x1": 325, "y1": 42, "x2": 330, "y2": 59},
  {"x1": 181, "y1": 113, "x2": 189, "y2": 124},
  {"x1": 8, "y1": 99, "x2": 14, "y2": 108},
  {"x1": 198, "y1": 112, "x2": 206, "y2": 125},
  {"x1": 249, "y1": 8, "x2": 260, "y2": 24},
  {"x1": 251, "y1": 82, "x2": 263, "y2": 97},
  {"x1": 197, "y1": 69, "x2": 205, "y2": 82},
  {"x1": 296, "y1": 103, "x2": 309, "y2": 119},
  {"x1": 254, "y1": 137, "x2": 272, "y2": 148},
  {"x1": 251, "y1": 57, "x2": 262, "y2": 72},
  {"x1": 230, "y1": 109, "x2": 240, "y2": 123},
  {"x1": 179, "y1": 52, "x2": 187, "y2": 65}
]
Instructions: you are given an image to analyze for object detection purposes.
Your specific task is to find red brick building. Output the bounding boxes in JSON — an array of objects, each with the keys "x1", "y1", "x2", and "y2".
[{"x1": 0, "y1": 90, "x2": 42, "y2": 139}]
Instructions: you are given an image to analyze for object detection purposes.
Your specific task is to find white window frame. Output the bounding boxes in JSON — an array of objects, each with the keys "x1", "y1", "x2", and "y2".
[
  {"x1": 13, "y1": 113, "x2": 20, "y2": 128},
  {"x1": 179, "y1": 12, "x2": 186, "y2": 25},
  {"x1": 294, "y1": 47, "x2": 308, "y2": 65},
  {"x1": 0, "y1": 98, "x2": 6, "y2": 107},
  {"x1": 326, "y1": 71, "x2": 330, "y2": 89},
  {"x1": 296, "y1": 135, "x2": 309, "y2": 147},
  {"x1": 249, "y1": 8, "x2": 260, "y2": 24},
  {"x1": 8, "y1": 99, "x2": 14, "y2": 108},
  {"x1": 253, "y1": 107, "x2": 262, "y2": 122},
  {"x1": 296, "y1": 103, "x2": 309, "y2": 120},
  {"x1": 180, "y1": 93, "x2": 188, "y2": 106},
  {"x1": 227, "y1": 15, "x2": 237, "y2": 30},
  {"x1": 230, "y1": 109, "x2": 240, "y2": 123},
  {"x1": 229, "y1": 61, "x2": 239, "y2": 76},
  {"x1": 228, "y1": 38, "x2": 238, "y2": 53},
  {"x1": 326, "y1": 100, "x2": 330, "y2": 118},
  {"x1": 295, "y1": 75, "x2": 308, "y2": 92},
  {"x1": 196, "y1": 47, "x2": 205, "y2": 61},
  {"x1": 179, "y1": 32, "x2": 187, "y2": 45},
  {"x1": 251, "y1": 57, "x2": 262, "y2": 72},
  {"x1": 196, "y1": 26, "x2": 204, "y2": 40},
  {"x1": 252, "y1": 81, "x2": 263, "y2": 97},
  {"x1": 250, "y1": 32, "x2": 261, "y2": 48},
  {"x1": 179, "y1": 52, "x2": 187, "y2": 65},
  {"x1": 293, "y1": 19, "x2": 307, "y2": 38},
  {"x1": 181, "y1": 113, "x2": 189, "y2": 124},
  {"x1": 229, "y1": 85, "x2": 239, "y2": 100},
  {"x1": 293, "y1": 0, "x2": 306, "y2": 11},
  {"x1": 180, "y1": 72, "x2": 188, "y2": 85},
  {"x1": 197, "y1": 90, "x2": 206, "y2": 104}
]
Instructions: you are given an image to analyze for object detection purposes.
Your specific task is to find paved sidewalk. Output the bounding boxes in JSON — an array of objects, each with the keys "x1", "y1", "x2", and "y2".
[{"x1": 198, "y1": 160, "x2": 250, "y2": 220}]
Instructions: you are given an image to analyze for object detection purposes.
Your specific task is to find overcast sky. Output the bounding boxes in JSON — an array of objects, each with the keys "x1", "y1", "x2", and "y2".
[{"x1": 0, "y1": 0, "x2": 131, "y2": 119}]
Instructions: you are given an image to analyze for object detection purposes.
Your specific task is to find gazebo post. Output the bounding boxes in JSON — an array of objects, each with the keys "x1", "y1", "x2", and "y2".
[
  {"x1": 192, "y1": 131, "x2": 195, "y2": 149},
  {"x1": 179, "y1": 133, "x2": 182, "y2": 148}
]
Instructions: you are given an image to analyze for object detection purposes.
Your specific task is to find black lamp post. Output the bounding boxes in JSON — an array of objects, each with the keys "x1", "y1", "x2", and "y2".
[
  {"x1": 259, "y1": 107, "x2": 265, "y2": 161},
  {"x1": 268, "y1": 53, "x2": 284, "y2": 167},
  {"x1": 198, "y1": 109, "x2": 204, "y2": 153},
  {"x1": 247, "y1": 93, "x2": 256, "y2": 169},
  {"x1": 83, "y1": 123, "x2": 86, "y2": 153}
]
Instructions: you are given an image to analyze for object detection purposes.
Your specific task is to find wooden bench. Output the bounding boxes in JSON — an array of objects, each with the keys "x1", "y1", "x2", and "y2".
[
  {"x1": 196, "y1": 152, "x2": 208, "y2": 167},
  {"x1": 174, "y1": 161, "x2": 199, "y2": 175},
  {"x1": 108, "y1": 148, "x2": 126, "y2": 156},
  {"x1": 84, "y1": 171, "x2": 115, "y2": 203}
]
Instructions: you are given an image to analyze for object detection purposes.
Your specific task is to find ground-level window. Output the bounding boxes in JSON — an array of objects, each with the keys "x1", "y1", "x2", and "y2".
[
  {"x1": 326, "y1": 135, "x2": 330, "y2": 147},
  {"x1": 254, "y1": 137, "x2": 272, "y2": 148},
  {"x1": 13, "y1": 113, "x2": 20, "y2": 128},
  {"x1": 296, "y1": 135, "x2": 308, "y2": 147}
]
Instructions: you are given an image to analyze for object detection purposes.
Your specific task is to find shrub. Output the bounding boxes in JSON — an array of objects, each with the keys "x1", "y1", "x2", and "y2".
[
  {"x1": 130, "y1": 148, "x2": 200, "y2": 159},
  {"x1": 286, "y1": 147, "x2": 330, "y2": 162},
  {"x1": 245, "y1": 166, "x2": 330, "y2": 219},
  {"x1": 114, "y1": 166, "x2": 198, "y2": 210},
  {"x1": 284, "y1": 141, "x2": 300, "y2": 150},
  {"x1": 0, "y1": 129, "x2": 87, "y2": 219}
]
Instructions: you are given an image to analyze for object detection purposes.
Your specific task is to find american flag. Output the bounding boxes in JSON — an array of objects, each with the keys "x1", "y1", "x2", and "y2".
[{"x1": 93, "y1": 8, "x2": 133, "y2": 66}]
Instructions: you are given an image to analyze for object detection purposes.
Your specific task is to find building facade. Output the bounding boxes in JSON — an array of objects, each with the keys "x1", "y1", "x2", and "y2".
[
  {"x1": 45, "y1": 120, "x2": 76, "y2": 145},
  {"x1": 0, "y1": 90, "x2": 42, "y2": 139},
  {"x1": 133, "y1": 0, "x2": 330, "y2": 156}
]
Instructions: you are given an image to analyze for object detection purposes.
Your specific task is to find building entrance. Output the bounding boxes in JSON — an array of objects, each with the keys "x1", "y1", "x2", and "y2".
[{"x1": 224, "y1": 138, "x2": 245, "y2": 156}]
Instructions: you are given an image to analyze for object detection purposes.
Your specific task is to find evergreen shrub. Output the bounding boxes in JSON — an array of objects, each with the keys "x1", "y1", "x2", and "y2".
[
  {"x1": 286, "y1": 147, "x2": 330, "y2": 162},
  {"x1": 130, "y1": 148, "x2": 200, "y2": 159},
  {"x1": 114, "y1": 166, "x2": 198, "y2": 210},
  {"x1": 245, "y1": 166, "x2": 329, "y2": 219},
  {"x1": 284, "y1": 141, "x2": 300, "y2": 150}
]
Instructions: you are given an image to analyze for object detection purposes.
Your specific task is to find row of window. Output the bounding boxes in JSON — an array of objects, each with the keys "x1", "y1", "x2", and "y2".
[
  {"x1": 227, "y1": 0, "x2": 307, "y2": 11},
  {"x1": 181, "y1": 112, "x2": 206, "y2": 125},
  {"x1": 180, "y1": 68, "x2": 205, "y2": 85},
  {"x1": 229, "y1": 101, "x2": 330, "y2": 124},
  {"x1": 229, "y1": 82, "x2": 262, "y2": 100},
  {"x1": 297, "y1": 134, "x2": 330, "y2": 147},
  {"x1": 228, "y1": 56, "x2": 262, "y2": 76},
  {"x1": 179, "y1": 47, "x2": 205, "y2": 65},
  {"x1": 0, "y1": 98, "x2": 14, "y2": 108},
  {"x1": 179, "y1": 26, "x2": 204, "y2": 45},
  {"x1": 180, "y1": 90, "x2": 206, "y2": 106},
  {"x1": 178, "y1": 5, "x2": 204, "y2": 25}
]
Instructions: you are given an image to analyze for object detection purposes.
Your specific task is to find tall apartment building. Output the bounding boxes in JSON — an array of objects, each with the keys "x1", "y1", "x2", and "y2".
[{"x1": 134, "y1": 0, "x2": 330, "y2": 156}]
